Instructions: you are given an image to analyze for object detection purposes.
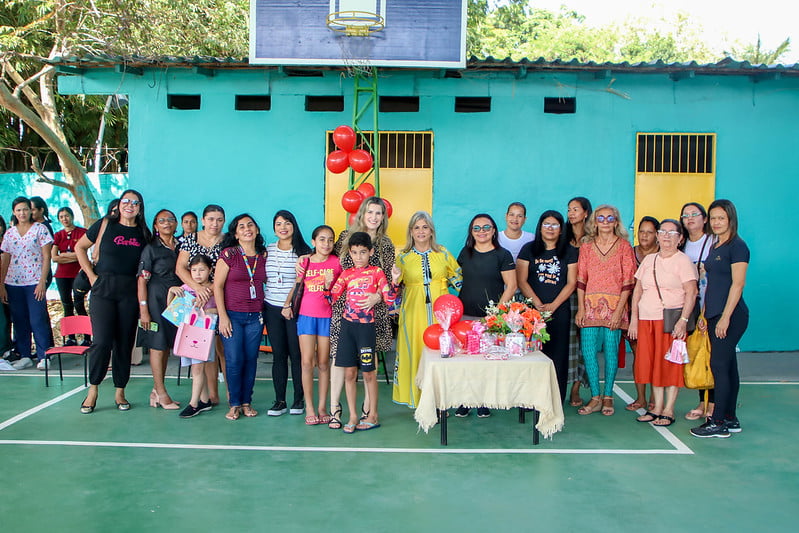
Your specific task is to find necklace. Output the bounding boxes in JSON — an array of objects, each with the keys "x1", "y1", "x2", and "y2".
[{"x1": 594, "y1": 237, "x2": 619, "y2": 257}]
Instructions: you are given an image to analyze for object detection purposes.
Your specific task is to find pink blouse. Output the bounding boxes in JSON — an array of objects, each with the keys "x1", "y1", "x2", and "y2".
[{"x1": 576, "y1": 238, "x2": 636, "y2": 328}]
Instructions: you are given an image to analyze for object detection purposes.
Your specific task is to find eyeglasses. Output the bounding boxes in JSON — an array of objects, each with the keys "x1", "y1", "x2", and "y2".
[
  {"x1": 120, "y1": 198, "x2": 141, "y2": 206},
  {"x1": 157, "y1": 217, "x2": 177, "y2": 223},
  {"x1": 657, "y1": 230, "x2": 681, "y2": 238},
  {"x1": 542, "y1": 223, "x2": 560, "y2": 230},
  {"x1": 681, "y1": 213, "x2": 703, "y2": 219},
  {"x1": 472, "y1": 224, "x2": 493, "y2": 233},
  {"x1": 596, "y1": 215, "x2": 616, "y2": 223}
]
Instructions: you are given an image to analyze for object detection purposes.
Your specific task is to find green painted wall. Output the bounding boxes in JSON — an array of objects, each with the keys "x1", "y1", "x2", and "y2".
[{"x1": 57, "y1": 68, "x2": 799, "y2": 351}]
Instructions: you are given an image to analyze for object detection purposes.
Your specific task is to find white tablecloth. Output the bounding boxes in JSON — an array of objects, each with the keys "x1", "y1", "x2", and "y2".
[{"x1": 414, "y1": 348, "x2": 565, "y2": 439}]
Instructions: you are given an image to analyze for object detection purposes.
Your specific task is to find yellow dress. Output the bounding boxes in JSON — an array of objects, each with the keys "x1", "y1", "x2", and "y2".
[{"x1": 392, "y1": 246, "x2": 462, "y2": 408}]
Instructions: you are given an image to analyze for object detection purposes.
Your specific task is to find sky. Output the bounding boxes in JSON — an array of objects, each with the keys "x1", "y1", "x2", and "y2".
[{"x1": 528, "y1": 0, "x2": 797, "y2": 64}]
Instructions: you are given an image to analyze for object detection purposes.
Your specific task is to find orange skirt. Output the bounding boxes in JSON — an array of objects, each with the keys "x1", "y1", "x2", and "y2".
[{"x1": 633, "y1": 320, "x2": 685, "y2": 388}]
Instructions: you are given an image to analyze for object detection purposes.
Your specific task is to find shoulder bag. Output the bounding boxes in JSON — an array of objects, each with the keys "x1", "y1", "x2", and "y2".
[
  {"x1": 290, "y1": 257, "x2": 310, "y2": 317},
  {"x1": 653, "y1": 254, "x2": 698, "y2": 334}
]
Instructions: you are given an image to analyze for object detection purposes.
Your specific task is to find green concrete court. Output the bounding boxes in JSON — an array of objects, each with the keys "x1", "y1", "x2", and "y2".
[{"x1": 1, "y1": 362, "x2": 797, "y2": 532}]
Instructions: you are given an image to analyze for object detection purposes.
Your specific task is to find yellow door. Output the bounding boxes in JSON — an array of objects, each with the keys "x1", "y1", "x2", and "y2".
[
  {"x1": 634, "y1": 133, "x2": 715, "y2": 243},
  {"x1": 325, "y1": 131, "x2": 433, "y2": 245}
]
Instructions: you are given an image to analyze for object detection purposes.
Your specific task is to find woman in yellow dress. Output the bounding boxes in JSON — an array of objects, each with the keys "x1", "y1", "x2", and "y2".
[{"x1": 391, "y1": 211, "x2": 462, "y2": 408}]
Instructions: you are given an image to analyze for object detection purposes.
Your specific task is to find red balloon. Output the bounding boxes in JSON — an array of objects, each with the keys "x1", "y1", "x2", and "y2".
[
  {"x1": 341, "y1": 190, "x2": 365, "y2": 213},
  {"x1": 451, "y1": 320, "x2": 473, "y2": 345},
  {"x1": 348, "y1": 212, "x2": 357, "y2": 227},
  {"x1": 423, "y1": 324, "x2": 444, "y2": 350},
  {"x1": 357, "y1": 181, "x2": 376, "y2": 198},
  {"x1": 326, "y1": 150, "x2": 350, "y2": 174},
  {"x1": 333, "y1": 125, "x2": 356, "y2": 152},
  {"x1": 349, "y1": 149, "x2": 373, "y2": 173},
  {"x1": 382, "y1": 198, "x2": 393, "y2": 218},
  {"x1": 433, "y1": 294, "x2": 464, "y2": 324}
]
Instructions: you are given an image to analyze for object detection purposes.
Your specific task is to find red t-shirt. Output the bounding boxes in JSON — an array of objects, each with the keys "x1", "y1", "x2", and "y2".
[
  {"x1": 52, "y1": 227, "x2": 87, "y2": 278},
  {"x1": 330, "y1": 265, "x2": 395, "y2": 323}
]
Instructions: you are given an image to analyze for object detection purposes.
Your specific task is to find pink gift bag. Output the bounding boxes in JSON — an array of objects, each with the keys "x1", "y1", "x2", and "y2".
[{"x1": 173, "y1": 311, "x2": 215, "y2": 361}]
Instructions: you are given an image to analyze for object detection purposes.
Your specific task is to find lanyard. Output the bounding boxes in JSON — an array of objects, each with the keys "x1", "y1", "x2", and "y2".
[{"x1": 240, "y1": 246, "x2": 259, "y2": 299}]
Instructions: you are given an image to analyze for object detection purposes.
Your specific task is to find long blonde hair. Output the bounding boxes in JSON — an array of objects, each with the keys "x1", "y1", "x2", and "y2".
[
  {"x1": 584, "y1": 204, "x2": 629, "y2": 242},
  {"x1": 340, "y1": 196, "x2": 389, "y2": 258},
  {"x1": 401, "y1": 211, "x2": 442, "y2": 254}
]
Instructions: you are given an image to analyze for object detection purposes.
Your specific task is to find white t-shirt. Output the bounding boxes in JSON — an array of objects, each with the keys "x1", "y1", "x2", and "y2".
[
  {"x1": 682, "y1": 234, "x2": 713, "y2": 306},
  {"x1": 498, "y1": 230, "x2": 533, "y2": 261}
]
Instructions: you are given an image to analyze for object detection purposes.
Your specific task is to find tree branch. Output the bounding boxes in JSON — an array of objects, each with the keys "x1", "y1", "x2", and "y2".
[
  {"x1": 31, "y1": 158, "x2": 77, "y2": 194},
  {"x1": 13, "y1": 66, "x2": 55, "y2": 99}
]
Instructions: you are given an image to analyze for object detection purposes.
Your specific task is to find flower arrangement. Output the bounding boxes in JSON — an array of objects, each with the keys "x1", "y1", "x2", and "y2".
[{"x1": 483, "y1": 298, "x2": 551, "y2": 343}]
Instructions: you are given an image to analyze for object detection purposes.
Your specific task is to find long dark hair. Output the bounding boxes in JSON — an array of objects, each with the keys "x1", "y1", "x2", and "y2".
[
  {"x1": 530, "y1": 210, "x2": 568, "y2": 258},
  {"x1": 708, "y1": 199, "x2": 740, "y2": 243},
  {"x1": 678, "y1": 201, "x2": 709, "y2": 250},
  {"x1": 464, "y1": 213, "x2": 500, "y2": 257},
  {"x1": 273, "y1": 209, "x2": 311, "y2": 256},
  {"x1": 10, "y1": 196, "x2": 32, "y2": 225},
  {"x1": 30, "y1": 196, "x2": 50, "y2": 222},
  {"x1": 110, "y1": 189, "x2": 152, "y2": 241},
  {"x1": 564, "y1": 196, "x2": 592, "y2": 245},
  {"x1": 221, "y1": 213, "x2": 266, "y2": 254}
]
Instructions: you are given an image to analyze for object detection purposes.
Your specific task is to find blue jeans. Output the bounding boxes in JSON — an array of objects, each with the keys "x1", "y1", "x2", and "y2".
[
  {"x1": 5, "y1": 284, "x2": 52, "y2": 359},
  {"x1": 221, "y1": 311, "x2": 262, "y2": 407}
]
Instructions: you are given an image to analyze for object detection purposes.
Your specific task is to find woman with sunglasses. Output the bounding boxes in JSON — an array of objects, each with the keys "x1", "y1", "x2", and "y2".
[
  {"x1": 690, "y1": 199, "x2": 749, "y2": 438},
  {"x1": 679, "y1": 202, "x2": 716, "y2": 421},
  {"x1": 455, "y1": 213, "x2": 516, "y2": 418},
  {"x1": 627, "y1": 219, "x2": 697, "y2": 427},
  {"x1": 575, "y1": 205, "x2": 636, "y2": 416},
  {"x1": 138, "y1": 209, "x2": 182, "y2": 410},
  {"x1": 517, "y1": 210, "x2": 577, "y2": 404},
  {"x1": 75, "y1": 190, "x2": 151, "y2": 413},
  {"x1": 564, "y1": 197, "x2": 592, "y2": 407}
]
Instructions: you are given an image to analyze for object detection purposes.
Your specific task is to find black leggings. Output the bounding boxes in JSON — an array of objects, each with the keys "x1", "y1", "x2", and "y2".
[
  {"x1": 708, "y1": 309, "x2": 749, "y2": 423},
  {"x1": 55, "y1": 277, "x2": 88, "y2": 317},
  {"x1": 263, "y1": 302, "x2": 303, "y2": 404},
  {"x1": 541, "y1": 304, "x2": 570, "y2": 404},
  {"x1": 87, "y1": 274, "x2": 138, "y2": 388}
]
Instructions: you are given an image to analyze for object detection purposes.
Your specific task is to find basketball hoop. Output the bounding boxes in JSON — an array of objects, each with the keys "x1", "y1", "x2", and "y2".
[{"x1": 326, "y1": 10, "x2": 385, "y2": 37}]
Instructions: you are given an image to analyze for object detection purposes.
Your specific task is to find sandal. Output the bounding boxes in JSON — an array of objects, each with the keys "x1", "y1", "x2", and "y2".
[
  {"x1": 625, "y1": 400, "x2": 646, "y2": 411},
  {"x1": 685, "y1": 407, "x2": 705, "y2": 420},
  {"x1": 241, "y1": 404, "x2": 258, "y2": 417},
  {"x1": 601, "y1": 396, "x2": 615, "y2": 416},
  {"x1": 328, "y1": 406, "x2": 342, "y2": 430},
  {"x1": 225, "y1": 406, "x2": 241, "y2": 421},
  {"x1": 654, "y1": 414, "x2": 675, "y2": 427},
  {"x1": 305, "y1": 414, "x2": 320, "y2": 425},
  {"x1": 356, "y1": 421, "x2": 381, "y2": 431},
  {"x1": 578, "y1": 396, "x2": 602, "y2": 415},
  {"x1": 636, "y1": 411, "x2": 659, "y2": 423},
  {"x1": 342, "y1": 423, "x2": 357, "y2": 434},
  {"x1": 569, "y1": 397, "x2": 584, "y2": 407}
]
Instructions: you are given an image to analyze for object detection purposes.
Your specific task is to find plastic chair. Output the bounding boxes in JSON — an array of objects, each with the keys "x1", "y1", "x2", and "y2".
[{"x1": 44, "y1": 315, "x2": 92, "y2": 387}]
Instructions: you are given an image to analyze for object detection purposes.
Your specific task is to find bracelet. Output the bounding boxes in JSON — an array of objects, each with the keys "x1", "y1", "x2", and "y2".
[
  {"x1": 139, "y1": 300, "x2": 148, "y2": 306},
  {"x1": 282, "y1": 305, "x2": 291, "y2": 309},
  {"x1": 680, "y1": 316, "x2": 689, "y2": 322}
]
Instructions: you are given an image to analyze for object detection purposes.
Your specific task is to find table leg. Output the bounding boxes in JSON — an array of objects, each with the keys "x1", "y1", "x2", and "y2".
[
  {"x1": 518, "y1": 407, "x2": 526, "y2": 424},
  {"x1": 532, "y1": 409, "x2": 540, "y2": 445},
  {"x1": 439, "y1": 408, "x2": 448, "y2": 446}
]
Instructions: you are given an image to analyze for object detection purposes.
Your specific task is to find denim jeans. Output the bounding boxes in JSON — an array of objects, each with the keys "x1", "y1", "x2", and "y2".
[
  {"x1": 5, "y1": 284, "x2": 52, "y2": 359},
  {"x1": 221, "y1": 311, "x2": 262, "y2": 407}
]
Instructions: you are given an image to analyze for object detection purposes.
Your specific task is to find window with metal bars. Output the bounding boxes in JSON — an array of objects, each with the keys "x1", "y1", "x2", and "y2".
[
  {"x1": 327, "y1": 131, "x2": 432, "y2": 169},
  {"x1": 637, "y1": 133, "x2": 715, "y2": 173}
]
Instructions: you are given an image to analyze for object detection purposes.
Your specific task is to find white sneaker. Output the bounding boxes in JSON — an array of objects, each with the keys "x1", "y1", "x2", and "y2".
[
  {"x1": 12, "y1": 357, "x2": 33, "y2": 370},
  {"x1": 36, "y1": 358, "x2": 49, "y2": 370}
]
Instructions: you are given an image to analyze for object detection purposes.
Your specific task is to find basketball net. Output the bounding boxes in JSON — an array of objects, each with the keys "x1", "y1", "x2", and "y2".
[{"x1": 327, "y1": 10, "x2": 383, "y2": 78}]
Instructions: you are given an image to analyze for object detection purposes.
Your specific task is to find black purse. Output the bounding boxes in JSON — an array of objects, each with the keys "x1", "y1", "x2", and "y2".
[
  {"x1": 653, "y1": 255, "x2": 699, "y2": 334},
  {"x1": 289, "y1": 258, "x2": 310, "y2": 317}
]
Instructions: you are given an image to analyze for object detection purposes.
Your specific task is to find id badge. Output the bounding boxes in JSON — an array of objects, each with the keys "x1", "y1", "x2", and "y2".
[{"x1": 249, "y1": 284, "x2": 256, "y2": 299}]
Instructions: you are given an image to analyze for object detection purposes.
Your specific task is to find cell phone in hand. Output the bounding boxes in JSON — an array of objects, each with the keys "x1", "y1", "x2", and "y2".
[{"x1": 138, "y1": 320, "x2": 159, "y2": 332}]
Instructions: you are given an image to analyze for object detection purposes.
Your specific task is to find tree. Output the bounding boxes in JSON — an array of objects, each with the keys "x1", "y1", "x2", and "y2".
[{"x1": 728, "y1": 35, "x2": 791, "y2": 65}]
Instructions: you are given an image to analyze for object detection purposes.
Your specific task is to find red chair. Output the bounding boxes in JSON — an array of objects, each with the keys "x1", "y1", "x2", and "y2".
[{"x1": 44, "y1": 315, "x2": 92, "y2": 387}]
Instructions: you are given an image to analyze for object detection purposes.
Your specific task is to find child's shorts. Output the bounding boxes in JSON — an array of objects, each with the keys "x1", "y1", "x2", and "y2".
[
  {"x1": 297, "y1": 315, "x2": 331, "y2": 337},
  {"x1": 180, "y1": 341, "x2": 216, "y2": 367},
  {"x1": 335, "y1": 320, "x2": 376, "y2": 372}
]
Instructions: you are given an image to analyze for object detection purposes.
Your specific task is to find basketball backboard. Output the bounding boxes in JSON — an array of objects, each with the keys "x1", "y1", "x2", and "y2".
[{"x1": 249, "y1": 0, "x2": 467, "y2": 68}]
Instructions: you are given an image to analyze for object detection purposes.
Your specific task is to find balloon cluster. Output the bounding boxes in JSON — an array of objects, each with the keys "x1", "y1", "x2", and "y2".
[
  {"x1": 326, "y1": 125, "x2": 374, "y2": 174},
  {"x1": 423, "y1": 295, "x2": 474, "y2": 351}
]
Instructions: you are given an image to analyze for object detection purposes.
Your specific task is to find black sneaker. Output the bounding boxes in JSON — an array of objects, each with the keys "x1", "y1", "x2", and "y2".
[
  {"x1": 454, "y1": 406, "x2": 470, "y2": 417},
  {"x1": 477, "y1": 407, "x2": 491, "y2": 418},
  {"x1": 80, "y1": 338, "x2": 92, "y2": 347},
  {"x1": 5, "y1": 350, "x2": 22, "y2": 363},
  {"x1": 725, "y1": 418, "x2": 742, "y2": 433},
  {"x1": 289, "y1": 399, "x2": 305, "y2": 415},
  {"x1": 267, "y1": 400, "x2": 288, "y2": 416},
  {"x1": 179, "y1": 404, "x2": 202, "y2": 418},
  {"x1": 197, "y1": 400, "x2": 213, "y2": 413},
  {"x1": 690, "y1": 419, "x2": 730, "y2": 438},
  {"x1": 64, "y1": 337, "x2": 78, "y2": 347}
]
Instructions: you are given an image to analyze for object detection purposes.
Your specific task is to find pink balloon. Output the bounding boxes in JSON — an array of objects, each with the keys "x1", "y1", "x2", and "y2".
[
  {"x1": 326, "y1": 150, "x2": 350, "y2": 174},
  {"x1": 349, "y1": 149, "x2": 373, "y2": 174},
  {"x1": 433, "y1": 294, "x2": 464, "y2": 324},
  {"x1": 333, "y1": 125, "x2": 356, "y2": 152}
]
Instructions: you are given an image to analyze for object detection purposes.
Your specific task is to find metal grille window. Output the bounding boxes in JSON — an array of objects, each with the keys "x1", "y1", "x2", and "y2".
[
  {"x1": 327, "y1": 131, "x2": 432, "y2": 169},
  {"x1": 637, "y1": 133, "x2": 715, "y2": 174}
]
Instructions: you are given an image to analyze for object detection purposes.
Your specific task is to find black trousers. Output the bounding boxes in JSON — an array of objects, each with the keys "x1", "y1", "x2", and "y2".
[
  {"x1": 55, "y1": 277, "x2": 88, "y2": 341},
  {"x1": 708, "y1": 309, "x2": 749, "y2": 423},
  {"x1": 88, "y1": 274, "x2": 138, "y2": 388},
  {"x1": 541, "y1": 303, "x2": 570, "y2": 404},
  {"x1": 263, "y1": 302, "x2": 303, "y2": 404}
]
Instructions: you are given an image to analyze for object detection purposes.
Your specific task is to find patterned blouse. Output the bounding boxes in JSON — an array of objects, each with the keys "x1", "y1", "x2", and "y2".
[
  {"x1": 576, "y1": 239, "x2": 636, "y2": 329},
  {"x1": 177, "y1": 232, "x2": 223, "y2": 280},
  {"x1": 0, "y1": 223, "x2": 53, "y2": 286}
]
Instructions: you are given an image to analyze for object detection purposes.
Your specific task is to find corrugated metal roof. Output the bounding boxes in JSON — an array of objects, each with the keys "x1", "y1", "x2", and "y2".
[{"x1": 46, "y1": 55, "x2": 799, "y2": 76}]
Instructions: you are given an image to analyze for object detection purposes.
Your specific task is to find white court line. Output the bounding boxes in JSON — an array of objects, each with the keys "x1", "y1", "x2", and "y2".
[
  {"x1": 0, "y1": 384, "x2": 86, "y2": 431},
  {"x1": 612, "y1": 384, "x2": 694, "y2": 455},
  {"x1": 0, "y1": 439, "x2": 691, "y2": 455}
]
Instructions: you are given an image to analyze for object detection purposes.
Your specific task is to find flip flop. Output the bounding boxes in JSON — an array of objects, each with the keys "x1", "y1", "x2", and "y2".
[
  {"x1": 241, "y1": 404, "x2": 258, "y2": 417},
  {"x1": 685, "y1": 408, "x2": 705, "y2": 420},
  {"x1": 569, "y1": 398, "x2": 584, "y2": 407},
  {"x1": 318, "y1": 413, "x2": 332, "y2": 425},
  {"x1": 625, "y1": 400, "x2": 646, "y2": 411},
  {"x1": 342, "y1": 423, "x2": 357, "y2": 434},
  {"x1": 654, "y1": 414, "x2": 675, "y2": 427},
  {"x1": 225, "y1": 407, "x2": 241, "y2": 421},
  {"x1": 305, "y1": 415, "x2": 320, "y2": 426},
  {"x1": 637, "y1": 411, "x2": 658, "y2": 423},
  {"x1": 355, "y1": 421, "x2": 381, "y2": 431}
]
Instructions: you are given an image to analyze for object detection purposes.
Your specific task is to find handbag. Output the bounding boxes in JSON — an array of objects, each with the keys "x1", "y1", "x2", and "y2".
[
  {"x1": 664, "y1": 338, "x2": 689, "y2": 364},
  {"x1": 653, "y1": 255, "x2": 699, "y2": 334},
  {"x1": 290, "y1": 257, "x2": 310, "y2": 316},
  {"x1": 684, "y1": 319, "x2": 714, "y2": 390},
  {"x1": 172, "y1": 310, "x2": 215, "y2": 361}
]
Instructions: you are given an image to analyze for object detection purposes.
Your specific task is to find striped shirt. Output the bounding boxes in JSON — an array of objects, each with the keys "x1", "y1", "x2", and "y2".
[{"x1": 264, "y1": 242, "x2": 298, "y2": 307}]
